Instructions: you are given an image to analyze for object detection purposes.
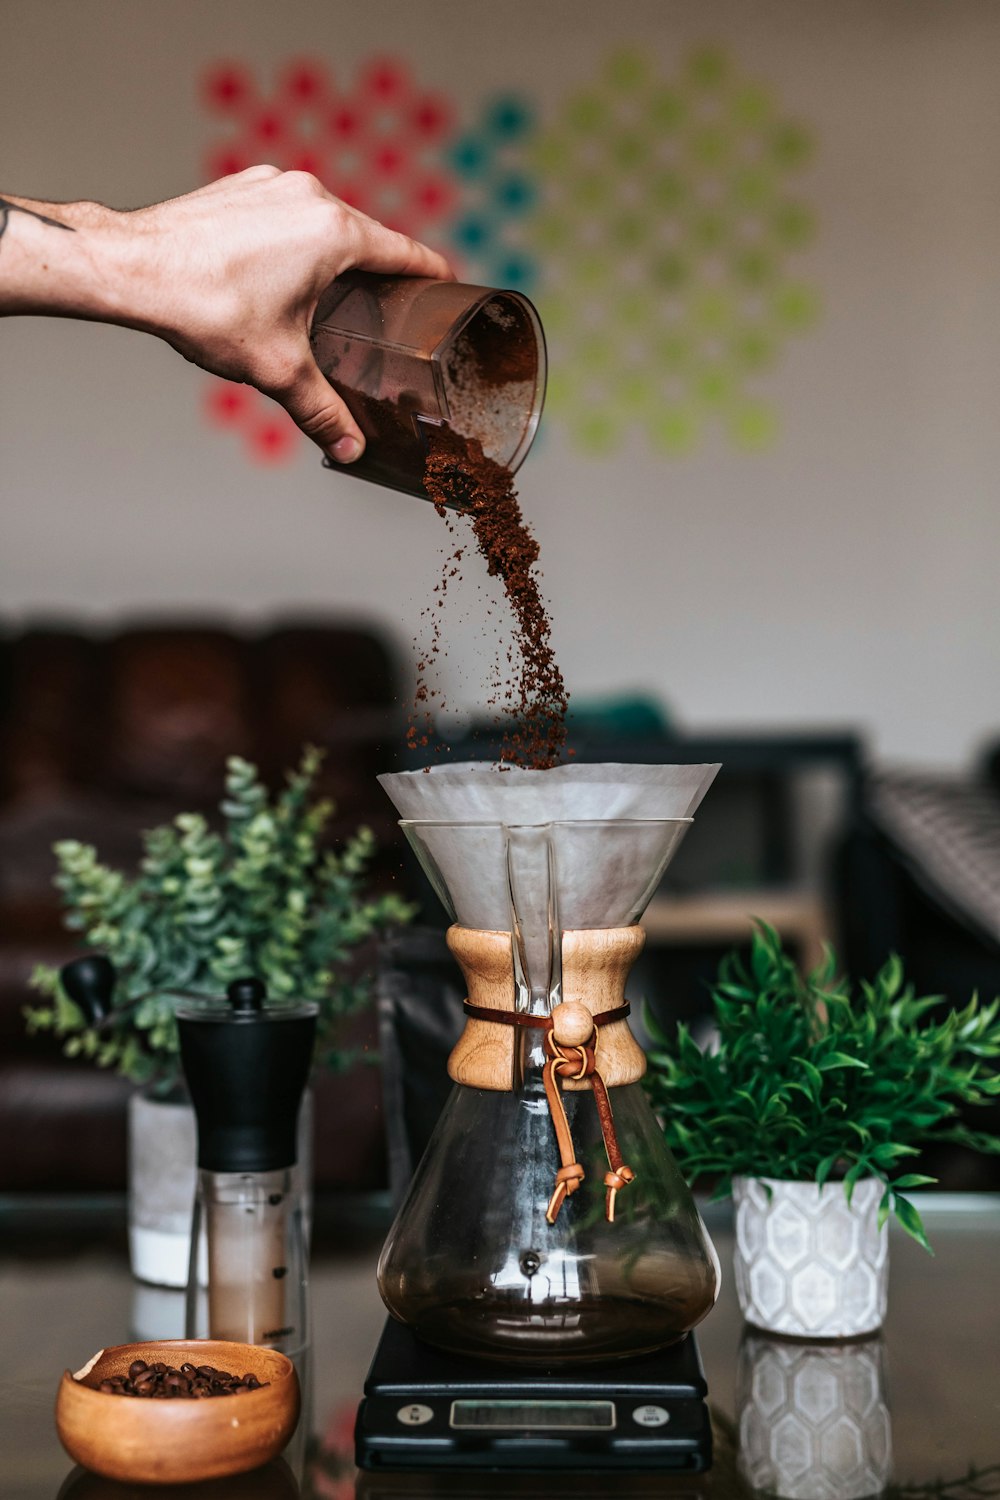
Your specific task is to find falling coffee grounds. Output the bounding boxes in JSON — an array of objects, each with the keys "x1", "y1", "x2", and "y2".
[{"x1": 410, "y1": 428, "x2": 569, "y2": 770}]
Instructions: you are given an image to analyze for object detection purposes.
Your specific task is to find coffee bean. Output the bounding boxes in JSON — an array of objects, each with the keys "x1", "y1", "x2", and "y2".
[{"x1": 94, "y1": 1360, "x2": 268, "y2": 1397}]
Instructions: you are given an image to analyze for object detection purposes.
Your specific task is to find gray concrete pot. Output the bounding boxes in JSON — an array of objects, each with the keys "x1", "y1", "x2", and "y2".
[
  {"x1": 733, "y1": 1175, "x2": 889, "y2": 1338},
  {"x1": 127, "y1": 1084, "x2": 313, "y2": 1287}
]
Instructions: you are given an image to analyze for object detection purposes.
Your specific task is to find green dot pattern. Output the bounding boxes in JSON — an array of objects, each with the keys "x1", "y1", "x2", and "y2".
[{"x1": 526, "y1": 45, "x2": 819, "y2": 455}]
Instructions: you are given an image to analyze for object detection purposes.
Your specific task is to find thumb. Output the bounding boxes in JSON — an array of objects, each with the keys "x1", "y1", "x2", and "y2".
[{"x1": 273, "y1": 354, "x2": 366, "y2": 465}]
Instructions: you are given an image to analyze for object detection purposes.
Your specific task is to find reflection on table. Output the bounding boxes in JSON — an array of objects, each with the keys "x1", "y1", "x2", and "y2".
[{"x1": 736, "y1": 1330, "x2": 891, "y2": 1499}]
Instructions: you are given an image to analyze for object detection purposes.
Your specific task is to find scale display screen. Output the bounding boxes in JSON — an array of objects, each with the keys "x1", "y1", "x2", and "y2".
[{"x1": 450, "y1": 1399, "x2": 616, "y2": 1431}]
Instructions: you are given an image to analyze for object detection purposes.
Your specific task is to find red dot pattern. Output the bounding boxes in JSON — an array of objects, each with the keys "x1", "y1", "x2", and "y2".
[
  {"x1": 199, "y1": 54, "x2": 464, "y2": 464},
  {"x1": 203, "y1": 379, "x2": 300, "y2": 464},
  {"x1": 200, "y1": 55, "x2": 456, "y2": 239}
]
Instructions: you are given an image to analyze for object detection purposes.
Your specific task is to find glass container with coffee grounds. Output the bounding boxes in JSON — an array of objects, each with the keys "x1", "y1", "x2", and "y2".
[
  {"x1": 311, "y1": 271, "x2": 545, "y2": 499},
  {"x1": 374, "y1": 766, "x2": 722, "y2": 1366},
  {"x1": 177, "y1": 979, "x2": 316, "y2": 1368}
]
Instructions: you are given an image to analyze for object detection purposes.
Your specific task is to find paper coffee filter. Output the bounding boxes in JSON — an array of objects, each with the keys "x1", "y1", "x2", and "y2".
[
  {"x1": 380, "y1": 764, "x2": 720, "y2": 979},
  {"x1": 378, "y1": 761, "x2": 720, "y2": 823}
]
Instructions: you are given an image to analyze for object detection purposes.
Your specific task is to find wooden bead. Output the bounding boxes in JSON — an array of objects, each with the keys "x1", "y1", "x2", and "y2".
[{"x1": 551, "y1": 1001, "x2": 594, "y2": 1047}]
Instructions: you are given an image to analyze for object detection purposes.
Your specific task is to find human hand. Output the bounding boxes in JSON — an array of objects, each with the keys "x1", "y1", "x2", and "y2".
[
  {"x1": 119, "y1": 167, "x2": 455, "y2": 463},
  {"x1": 0, "y1": 168, "x2": 454, "y2": 464}
]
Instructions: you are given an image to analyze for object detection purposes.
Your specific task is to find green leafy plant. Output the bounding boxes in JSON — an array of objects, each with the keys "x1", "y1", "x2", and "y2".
[
  {"x1": 645, "y1": 922, "x2": 1000, "y2": 1250},
  {"x1": 25, "y1": 747, "x2": 414, "y2": 1089}
]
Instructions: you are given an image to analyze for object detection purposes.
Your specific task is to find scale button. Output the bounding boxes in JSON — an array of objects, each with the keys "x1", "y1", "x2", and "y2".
[
  {"x1": 632, "y1": 1403, "x2": 670, "y2": 1428},
  {"x1": 397, "y1": 1403, "x2": 434, "y2": 1427}
]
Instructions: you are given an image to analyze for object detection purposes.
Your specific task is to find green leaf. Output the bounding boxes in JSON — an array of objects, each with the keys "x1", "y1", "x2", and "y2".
[
  {"x1": 793, "y1": 1056, "x2": 824, "y2": 1097},
  {"x1": 843, "y1": 1159, "x2": 868, "y2": 1205},
  {"x1": 817, "y1": 1052, "x2": 869, "y2": 1072},
  {"x1": 893, "y1": 1193, "x2": 933, "y2": 1254},
  {"x1": 891, "y1": 1173, "x2": 937, "y2": 1189},
  {"x1": 877, "y1": 1186, "x2": 892, "y2": 1231},
  {"x1": 815, "y1": 1153, "x2": 841, "y2": 1189}
]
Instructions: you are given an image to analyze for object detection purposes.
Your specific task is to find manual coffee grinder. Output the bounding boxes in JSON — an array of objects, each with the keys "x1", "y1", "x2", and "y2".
[
  {"x1": 177, "y1": 979, "x2": 316, "y2": 1373},
  {"x1": 355, "y1": 763, "x2": 722, "y2": 1473}
]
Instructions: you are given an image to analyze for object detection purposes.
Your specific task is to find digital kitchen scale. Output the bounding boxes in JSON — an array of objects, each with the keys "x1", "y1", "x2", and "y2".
[{"x1": 355, "y1": 1320, "x2": 712, "y2": 1472}]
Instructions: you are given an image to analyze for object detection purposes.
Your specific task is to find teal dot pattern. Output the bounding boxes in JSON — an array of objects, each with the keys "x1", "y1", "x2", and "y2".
[{"x1": 444, "y1": 95, "x2": 541, "y2": 292}]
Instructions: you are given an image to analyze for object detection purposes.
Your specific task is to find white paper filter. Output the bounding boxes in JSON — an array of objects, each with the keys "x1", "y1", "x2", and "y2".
[
  {"x1": 379, "y1": 764, "x2": 720, "y2": 983},
  {"x1": 379, "y1": 761, "x2": 719, "y2": 825}
]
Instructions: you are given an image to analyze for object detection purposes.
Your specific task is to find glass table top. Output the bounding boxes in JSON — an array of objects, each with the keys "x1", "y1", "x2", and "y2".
[{"x1": 2, "y1": 1197, "x2": 998, "y2": 1498}]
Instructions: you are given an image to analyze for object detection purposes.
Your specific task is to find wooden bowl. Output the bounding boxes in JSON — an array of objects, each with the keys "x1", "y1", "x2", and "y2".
[{"x1": 55, "y1": 1339, "x2": 300, "y2": 1485}]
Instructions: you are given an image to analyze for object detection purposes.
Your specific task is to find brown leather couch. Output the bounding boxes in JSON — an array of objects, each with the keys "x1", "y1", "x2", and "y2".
[{"x1": 0, "y1": 619, "x2": 410, "y2": 1197}]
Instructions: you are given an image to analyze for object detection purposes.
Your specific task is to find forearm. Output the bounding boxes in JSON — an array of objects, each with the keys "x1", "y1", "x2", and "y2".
[{"x1": 0, "y1": 193, "x2": 150, "y2": 325}]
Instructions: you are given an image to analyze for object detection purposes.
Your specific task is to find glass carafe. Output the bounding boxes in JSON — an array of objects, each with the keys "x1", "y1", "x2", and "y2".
[{"x1": 375, "y1": 813, "x2": 721, "y2": 1365}]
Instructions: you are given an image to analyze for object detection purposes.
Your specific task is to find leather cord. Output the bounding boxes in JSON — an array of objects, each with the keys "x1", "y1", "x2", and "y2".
[
  {"x1": 461, "y1": 1001, "x2": 630, "y2": 1029},
  {"x1": 461, "y1": 1000, "x2": 635, "y2": 1224}
]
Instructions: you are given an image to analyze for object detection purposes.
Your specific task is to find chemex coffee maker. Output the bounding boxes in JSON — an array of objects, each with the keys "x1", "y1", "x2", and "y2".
[{"x1": 355, "y1": 762, "x2": 722, "y2": 1473}]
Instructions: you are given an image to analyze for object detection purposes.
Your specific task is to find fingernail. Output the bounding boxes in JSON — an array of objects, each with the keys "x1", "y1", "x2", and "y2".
[{"x1": 330, "y1": 434, "x2": 363, "y2": 464}]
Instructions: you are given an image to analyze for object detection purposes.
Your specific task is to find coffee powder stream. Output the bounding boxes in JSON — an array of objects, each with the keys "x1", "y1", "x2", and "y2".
[{"x1": 414, "y1": 429, "x2": 569, "y2": 771}]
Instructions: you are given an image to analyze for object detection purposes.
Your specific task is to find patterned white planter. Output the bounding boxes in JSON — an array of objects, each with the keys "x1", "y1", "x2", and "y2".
[
  {"x1": 733, "y1": 1176, "x2": 888, "y2": 1338},
  {"x1": 128, "y1": 1088, "x2": 199, "y2": 1288},
  {"x1": 737, "y1": 1330, "x2": 893, "y2": 1499}
]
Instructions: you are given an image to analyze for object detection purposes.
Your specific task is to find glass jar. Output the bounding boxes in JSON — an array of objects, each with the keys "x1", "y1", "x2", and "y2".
[{"x1": 311, "y1": 271, "x2": 546, "y2": 498}]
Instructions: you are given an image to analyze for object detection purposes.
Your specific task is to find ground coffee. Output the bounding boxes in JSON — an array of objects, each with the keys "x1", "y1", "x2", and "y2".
[{"x1": 410, "y1": 428, "x2": 569, "y2": 770}]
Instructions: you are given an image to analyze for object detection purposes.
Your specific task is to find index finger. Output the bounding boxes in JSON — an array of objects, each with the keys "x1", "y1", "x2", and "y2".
[{"x1": 345, "y1": 205, "x2": 456, "y2": 282}]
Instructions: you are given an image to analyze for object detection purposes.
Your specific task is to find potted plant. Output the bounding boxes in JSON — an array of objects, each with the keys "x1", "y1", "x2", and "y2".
[
  {"x1": 645, "y1": 922, "x2": 1000, "y2": 1338},
  {"x1": 26, "y1": 746, "x2": 413, "y2": 1286}
]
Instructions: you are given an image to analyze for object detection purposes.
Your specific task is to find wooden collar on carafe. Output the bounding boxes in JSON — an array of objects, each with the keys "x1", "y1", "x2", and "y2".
[{"x1": 446, "y1": 924, "x2": 647, "y2": 1226}]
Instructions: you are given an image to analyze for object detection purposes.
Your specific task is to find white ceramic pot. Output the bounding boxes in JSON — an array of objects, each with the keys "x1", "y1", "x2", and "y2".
[
  {"x1": 127, "y1": 1085, "x2": 314, "y2": 1288},
  {"x1": 128, "y1": 1087, "x2": 198, "y2": 1287},
  {"x1": 733, "y1": 1176, "x2": 888, "y2": 1338},
  {"x1": 737, "y1": 1330, "x2": 893, "y2": 1499}
]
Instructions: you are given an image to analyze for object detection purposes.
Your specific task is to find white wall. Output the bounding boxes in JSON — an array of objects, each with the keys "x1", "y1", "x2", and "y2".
[{"x1": 2, "y1": 0, "x2": 999, "y2": 766}]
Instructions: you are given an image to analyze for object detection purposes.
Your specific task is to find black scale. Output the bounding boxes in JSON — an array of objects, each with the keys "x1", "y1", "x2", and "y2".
[{"x1": 355, "y1": 1320, "x2": 712, "y2": 1472}]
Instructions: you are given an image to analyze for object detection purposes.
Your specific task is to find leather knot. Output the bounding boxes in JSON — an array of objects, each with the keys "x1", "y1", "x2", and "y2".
[
  {"x1": 542, "y1": 1025, "x2": 635, "y2": 1226},
  {"x1": 460, "y1": 999, "x2": 637, "y2": 1227},
  {"x1": 545, "y1": 1032, "x2": 595, "y2": 1082},
  {"x1": 546, "y1": 1161, "x2": 586, "y2": 1224},
  {"x1": 603, "y1": 1163, "x2": 636, "y2": 1222}
]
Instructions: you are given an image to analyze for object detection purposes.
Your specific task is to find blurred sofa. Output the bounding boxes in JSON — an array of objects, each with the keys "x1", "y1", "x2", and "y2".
[{"x1": 0, "y1": 618, "x2": 408, "y2": 1198}]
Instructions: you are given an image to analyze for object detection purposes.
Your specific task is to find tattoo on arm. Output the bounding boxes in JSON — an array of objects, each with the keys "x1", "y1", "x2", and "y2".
[{"x1": 0, "y1": 197, "x2": 76, "y2": 249}]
